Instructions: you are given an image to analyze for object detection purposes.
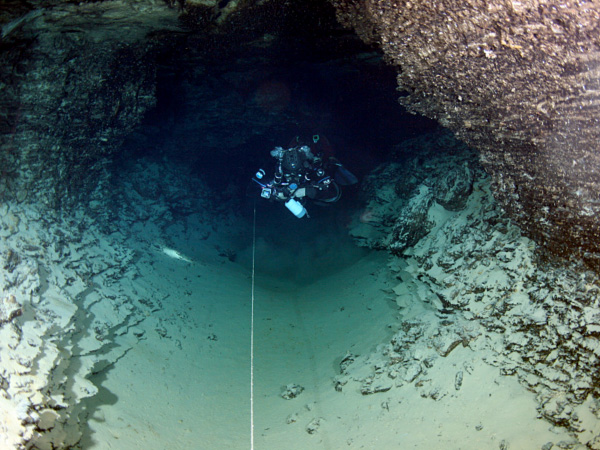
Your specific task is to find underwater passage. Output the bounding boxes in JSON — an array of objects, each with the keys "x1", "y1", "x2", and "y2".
[
  {"x1": 1, "y1": 0, "x2": 600, "y2": 448},
  {"x1": 2, "y1": 130, "x2": 599, "y2": 449}
]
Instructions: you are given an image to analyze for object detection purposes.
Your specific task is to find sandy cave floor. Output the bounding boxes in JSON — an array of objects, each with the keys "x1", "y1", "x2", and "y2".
[{"x1": 78, "y1": 229, "x2": 575, "y2": 450}]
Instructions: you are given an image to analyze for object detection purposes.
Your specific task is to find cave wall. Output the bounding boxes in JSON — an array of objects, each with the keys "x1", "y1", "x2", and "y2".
[
  {"x1": 331, "y1": 0, "x2": 600, "y2": 270},
  {"x1": 5, "y1": 0, "x2": 600, "y2": 271},
  {"x1": 1, "y1": 0, "x2": 404, "y2": 210},
  {"x1": 0, "y1": 1, "x2": 180, "y2": 208}
]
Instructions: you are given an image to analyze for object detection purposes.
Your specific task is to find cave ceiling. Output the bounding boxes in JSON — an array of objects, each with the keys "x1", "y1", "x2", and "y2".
[
  {"x1": 1, "y1": 0, "x2": 423, "y2": 196},
  {"x1": 1, "y1": 0, "x2": 600, "y2": 270},
  {"x1": 332, "y1": 0, "x2": 600, "y2": 270}
]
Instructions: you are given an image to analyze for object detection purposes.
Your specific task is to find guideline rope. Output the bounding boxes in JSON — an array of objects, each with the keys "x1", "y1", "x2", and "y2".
[{"x1": 250, "y1": 202, "x2": 257, "y2": 450}]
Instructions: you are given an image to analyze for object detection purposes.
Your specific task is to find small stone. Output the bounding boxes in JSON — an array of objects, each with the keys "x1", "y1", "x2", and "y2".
[
  {"x1": 556, "y1": 440, "x2": 581, "y2": 449},
  {"x1": 361, "y1": 376, "x2": 393, "y2": 395},
  {"x1": 403, "y1": 362, "x2": 422, "y2": 383},
  {"x1": 433, "y1": 331, "x2": 463, "y2": 357},
  {"x1": 455, "y1": 370, "x2": 463, "y2": 390},
  {"x1": 0, "y1": 294, "x2": 23, "y2": 324},
  {"x1": 429, "y1": 388, "x2": 444, "y2": 400},
  {"x1": 132, "y1": 328, "x2": 145, "y2": 338},
  {"x1": 306, "y1": 417, "x2": 323, "y2": 434},
  {"x1": 156, "y1": 327, "x2": 168, "y2": 338},
  {"x1": 333, "y1": 377, "x2": 347, "y2": 392},
  {"x1": 339, "y1": 352, "x2": 356, "y2": 372},
  {"x1": 281, "y1": 384, "x2": 304, "y2": 400}
]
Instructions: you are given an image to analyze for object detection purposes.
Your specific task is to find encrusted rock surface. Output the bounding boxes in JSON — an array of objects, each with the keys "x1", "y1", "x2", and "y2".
[
  {"x1": 351, "y1": 130, "x2": 479, "y2": 252},
  {"x1": 0, "y1": 1, "x2": 181, "y2": 208},
  {"x1": 281, "y1": 384, "x2": 305, "y2": 400},
  {"x1": 1, "y1": 1, "x2": 599, "y2": 446},
  {"x1": 0, "y1": 0, "x2": 403, "y2": 210},
  {"x1": 0, "y1": 156, "x2": 235, "y2": 449},
  {"x1": 432, "y1": 162, "x2": 473, "y2": 211},
  {"x1": 347, "y1": 131, "x2": 600, "y2": 448},
  {"x1": 333, "y1": 0, "x2": 600, "y2": 271},
  {"x1": 0, "y1": 202, "x2": 146, "y2": 448}
]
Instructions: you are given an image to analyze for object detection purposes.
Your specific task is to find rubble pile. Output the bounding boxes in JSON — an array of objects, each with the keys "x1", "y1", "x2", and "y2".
[{"x1": 348, "y1": 131, "x2": 600, "y2": 448}]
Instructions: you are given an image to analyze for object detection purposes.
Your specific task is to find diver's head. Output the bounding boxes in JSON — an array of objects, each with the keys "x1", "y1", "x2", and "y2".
[{"x1": 282, "y1": 147, "x2": 302, "y2": 173}]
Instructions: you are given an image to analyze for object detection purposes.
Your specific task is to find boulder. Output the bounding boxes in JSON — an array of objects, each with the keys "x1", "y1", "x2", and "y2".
[
  {"x1": 433, "y1": 163, "x2": 473, "y2": 211},
  {"x1": 388, "y1": 185, "x2": 434, "y2": 255}
]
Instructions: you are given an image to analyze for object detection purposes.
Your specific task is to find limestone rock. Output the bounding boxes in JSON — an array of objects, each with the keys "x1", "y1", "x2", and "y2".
[
  {"x1": 455, "y1": 371, "x2": 463, "y2": 391},
  {"x1": 332, "y1": 0, "x2": 600, "y2": 271},
  {"x1": 349, "y1": 151, "x2": 600, "y2": 445},
  {"x1": 0, "y1": 2, "x2": 177, "y2": 207},
  {"x1": 350, "y1": 130, "x2": 481, "y2": 254},
  {"x1": 432, "y1": 162, "x2": 473, "y2": 211},
  {"x1": 281, "y1": 384, "x2": 305, "y2": 400},
  {"x1": 306, "y1": 417, "x2": 324, "y2": 434},
  {"x1": 388, "y1": 185, "x2": 434, "y2": 255},
  {"x1": 360, "y1": 375, "x2": 393, "y2": 395},
  {"x1": 0, "y1": 295, "x2": 22, "y2": 324}
]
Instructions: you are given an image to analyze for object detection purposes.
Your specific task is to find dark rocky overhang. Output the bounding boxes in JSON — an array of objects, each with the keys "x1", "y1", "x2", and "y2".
[
  {"x1": 331, "y1": 0, "x2": 600, "y2": 270},
  {"x1": 2, "y1": 0, "x2": 600, "y2": 270}
]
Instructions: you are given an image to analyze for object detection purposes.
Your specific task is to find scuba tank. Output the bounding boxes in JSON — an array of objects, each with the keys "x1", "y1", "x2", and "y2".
[{"x1": 285, "y1": 198, "x2": 307, "y2": 218}]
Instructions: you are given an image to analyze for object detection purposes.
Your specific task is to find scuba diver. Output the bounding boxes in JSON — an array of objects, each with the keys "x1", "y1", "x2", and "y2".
[{"x1": 251, "y1": 135, "x2": 358, "y2": 218}]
